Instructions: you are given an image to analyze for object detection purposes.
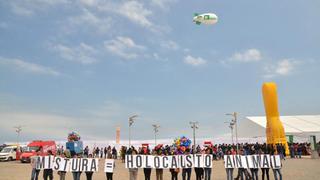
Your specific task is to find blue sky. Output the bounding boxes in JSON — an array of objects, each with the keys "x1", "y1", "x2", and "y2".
[{"x1": 0, "y1": 0, "x2": 319, "y2": 143}]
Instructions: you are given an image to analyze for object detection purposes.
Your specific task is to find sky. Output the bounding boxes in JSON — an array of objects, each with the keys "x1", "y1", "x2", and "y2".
[{"x1": 0, "y1": 0, "x2": 319, "y2": 144}]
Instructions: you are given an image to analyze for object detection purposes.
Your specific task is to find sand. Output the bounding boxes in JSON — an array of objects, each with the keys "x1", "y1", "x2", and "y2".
[{"x1": 0, "y1": 157, "x2": 319, "y2": 180}]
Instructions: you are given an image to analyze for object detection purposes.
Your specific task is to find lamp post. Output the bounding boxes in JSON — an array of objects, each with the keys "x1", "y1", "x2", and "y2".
[
  {"x1": 190, "y1": 121, "x2": 199, "y2": 154},
  {"x1": 152, "y1": 124, "x2": 160, "y2": 145},
  {"x1": 14, "y1": 125, "x2": 23, "y2": 145},
  {"x1": 224, "y1": 121, "x2": 235, "y2": 144},
  {"x1": 128, "y1": 115, "x2": 138, "y2": 147},
  {"x1": 226, "y1": 112, "x2": 238, "y2": 153}
]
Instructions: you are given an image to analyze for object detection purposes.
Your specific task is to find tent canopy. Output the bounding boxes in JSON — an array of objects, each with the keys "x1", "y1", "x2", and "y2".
[{"x1": 246, "y1": 115, "x2": 320, "y2": 134}]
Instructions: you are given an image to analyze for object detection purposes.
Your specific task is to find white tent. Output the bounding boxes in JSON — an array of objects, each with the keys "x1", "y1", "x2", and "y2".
[{"x1": 238, "y1": 115, "x2": 320, "y2": 142}]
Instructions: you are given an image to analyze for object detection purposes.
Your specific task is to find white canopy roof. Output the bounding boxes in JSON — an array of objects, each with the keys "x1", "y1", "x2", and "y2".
[{"x1": 246, "y1": 115, "x2": 320, "y2": 134}]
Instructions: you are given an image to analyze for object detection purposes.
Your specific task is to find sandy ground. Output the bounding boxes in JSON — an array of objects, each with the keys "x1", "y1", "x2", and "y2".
[{"x1": 0, "y1": 157, "x2": 320, "y2": 180}]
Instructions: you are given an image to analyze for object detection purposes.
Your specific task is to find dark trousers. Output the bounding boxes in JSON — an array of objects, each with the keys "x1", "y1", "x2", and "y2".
[
  {"x1": 182, "y1": 168, "x2": 191, "y2": 180},
  {"x1": 195, "y1": 168, "x2": 203, "y2": 180},
  {"x1": 250, "y1": 168, "x2": 258, "y2": 180},
  {"x1": 262, "y1": 168, "x2": 270, "y2": 180},
  {"x1": 72, "y1": 172, "x2": 81, "y2": 180},
  {"x1": 226, "y1": 168, "x2": 234, "y2": 180},
  {"x1": 43, "y1": 169, "x2": 53, "y2": 180},
  {"x1": 31, "y1": 169, "x2": 40, "y2": 180},
  {"x1": 204, "y1": 168, "x2": 212, "y2": 180},
  {"x1": 144, "y1": 168, "x2": 152, "y2": 180},
  {"x1": 235, "y1": 168, "x2": 245, "y2": 180},
  {"x1": 273, "y1": 169, "x2": 282, "y2": 180},
  {"x1": 171, "y1": 171, "x2": 178, "y2": 180},
  {"x1": 106, "y1": 172, "x2": 113, "y2": 180},
  {"x1": 85, "y1": 172, "x2": 93, "y2": 180}
]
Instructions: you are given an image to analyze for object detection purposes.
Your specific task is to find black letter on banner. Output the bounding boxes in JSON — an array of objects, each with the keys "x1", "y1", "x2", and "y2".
[
  {"x1": 185, "y1": 155, "x2": 193, "y2": 168},
  {"x1": 63, "y1": 159, "x2": 69, "y2": 171},
  {"x1": 71, "y1": 159, "x2": 79, "y2": 171},
  {"x1": 154, "y1": 157, "x2": 160, "y2": 168},
  {"x1": 54, "y1": 157, "x2": 61, "y2": 170},
  {"x1": 145, "y1": 156, "x2": 152, "y2": 168},
  {"x1": 47, "y1": 156, "x2": 51, "y2": 169},
  {"x1": 36, "y1": 156, "x2": 45, "y2": 170},
  {"x1": 235, "y1": 155, "x2": 242, "y2": 168},
  {"x1": 126, "y1": 155, "x2": 133, "y2": 168},
  {"x1": 204, "y1": 155, "x2": 212, "y2": 168},
  {"x1": 271, "y1": 155, "x2": 281, "y2": 169},
  {"x1": 180, "y1": 156, "x2": 186, "y2": 168},
  {"x1": 252, "y1": 155, "x2": 261, "y2": 168},
  {"x1": 195, "y1": 154, "x2": 202, "y2": 167},
  {"x1": 163, "y1": 156, "x2": 169, "y2": 168},
  {"x1": 262, "y1": 155, "x2": 269, "y2": 168},
  {"x1": 171, "y1": 156, "x2": 178, "y2": 168},
  {"x1": 136, "y1": 155, "x2": 143, "y2": 168},
  {"x1": 226, "y1": 156, "x2": 234, "y2": 168},
  {"x1": 82, "y1": 159, "x2": 89, "y2": 171},
  {"x1": 90, "y1": 159, "x2": 97, "y2": 172}
]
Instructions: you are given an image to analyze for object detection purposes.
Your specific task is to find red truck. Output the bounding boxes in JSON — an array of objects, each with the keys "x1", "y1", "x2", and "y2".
[{"x1": 20, "y1": 140, "x2": 56, "y2": 163}]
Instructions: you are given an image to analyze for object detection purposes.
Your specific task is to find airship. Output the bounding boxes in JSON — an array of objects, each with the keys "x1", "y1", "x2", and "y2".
[{"x1": 193, "y1": 13, "x2": 218, "y2": 25}]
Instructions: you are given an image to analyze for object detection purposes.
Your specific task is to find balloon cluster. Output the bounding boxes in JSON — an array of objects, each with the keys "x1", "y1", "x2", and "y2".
[
  {"x1": 173, "y1": 136, "x2": 191, "y2": 153},
  {"x1": 67, "y1": 131, "x2": 81, "y2": 142}
]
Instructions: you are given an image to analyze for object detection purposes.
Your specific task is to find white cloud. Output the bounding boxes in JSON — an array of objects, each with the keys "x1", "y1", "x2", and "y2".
[
  {"x1": 230, "y1": 48, "x2": 262, "y2": 62},
  {"x1": 9, "y1": 0, "x2": 68, "y2": 16},
  {"x1": 263, "y1": 59, "x2": 299, "y2": 78},
  {"x1": 68, "y1": 8, "x2": 112, "y2": 34},
  {"x1": 11, "y1": 3, "x2": 34, "y2": 16},
  {"x1": 52, "y1": 43, "x2": 98, "y2": 64},
  {"x1": 104, "y1": 36, "x2": 145, "y2": 59},
  {"x1": 160, "y1": 40, "x2": 179, "y2": 50},
  {"x1": 184, "y1": 55, "x2": 207, "y2": 66},
  {"x1": 0, "y1": 57, "x2": 61, "y2": 76},
  {"x1": 115, "y1": 1, "x2": 153, "y2": 28},
  {"x1": 151, "y1": 0, "x2": 178, "y2": 10}
]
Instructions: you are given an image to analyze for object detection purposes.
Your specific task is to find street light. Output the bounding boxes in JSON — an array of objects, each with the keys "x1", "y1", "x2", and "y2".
[
  {"x1": 224, "y1": 121, "x2": 235, "y2": 144},
  {"x1": 14, "y1": 125, "x2": 24, "y2": 145},
  {"x1": 152, "y1": 124, "x2": 160, "y2": 145},
  {"x1": 226, "y1": 112, "x2": 238, "y2": 153},
  {"x1": 128, "y1": 115, "x2": 138, "y2": 147},
  {"x1": 190, "y1": 121, "x2": 199, "y2": 154}
]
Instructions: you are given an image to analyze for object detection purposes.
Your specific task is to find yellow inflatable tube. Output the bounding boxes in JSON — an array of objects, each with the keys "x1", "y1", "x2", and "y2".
[{"x1": 262, "y1": 82, "x2": 289, "y2": 155}]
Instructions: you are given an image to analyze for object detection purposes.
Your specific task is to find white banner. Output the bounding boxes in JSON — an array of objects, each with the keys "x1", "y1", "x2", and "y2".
[
  {"x1": 125, "y1": 155, "x2": 213, "y2": 169},
  {"x1": 224, "y1": 155, "x2": 281, "y2": 169},
  {"x1": 36, "y1": 156, "x2": 54, "y2": 170},
  {"x1": 36, "y1": 157, "x2": 98, "y2": 172},
  {"x1": 104, "y1": 159, "x2": 114, "y2": 173}
]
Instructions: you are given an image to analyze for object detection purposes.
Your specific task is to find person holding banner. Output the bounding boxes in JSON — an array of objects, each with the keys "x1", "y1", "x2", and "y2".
[
  {"x1": 194, "y1": 149, "x2": 204, "y2": 180},
  {"x1": 261, "y1": 145, "x2": 271, "y2": 180},
  {"x1": 72, "y1": 154, "x2": 82, "y2": 180},
  {"x1": 169, "y1": 149, "x2": 180, "y2": 180},
  {"x1": 141, "y1": 146, "x2": 152, "y2": 180},
  {"x1": 30, "y1": 151, "x2": 40, "y2": 180},
  {"x1": 57, "y1": 153, "x2": 67, "y2": 180},
  {"x1": 128, "y1": 147, "x2": 139, "y2": 180},
  {"x1": 272, "y1": 152, "x2": 282, "y2": 180},
  {"x1": 224, "y1": 150, "x2": 234, "y2": 180},
  {"x1": 249, "y1": 151, "x2": 259, "y2": 180},
  {"x1": 85, "y1": 154, "x2": 94, "y2": 180},
  {"x1": 204, "y1": 148, "x2": 212, "y2": 180},
  {"x1": 182, "y1": 148, "x2": 192, "y2": 180},
  {"x1": 154, "y1": 146, "x2": 164, "y2": 180},
  {"x1": 105, "y1": 154, "x2": 115, "y2": 180},
  {"x1": 43, "y1": 150, "x2": 54, "y2": 180}
]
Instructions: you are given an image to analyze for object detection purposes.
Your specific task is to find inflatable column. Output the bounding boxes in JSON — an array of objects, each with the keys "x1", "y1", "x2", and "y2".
[{"x1": 262, "y1": 82, "x2": 289, "y2": 155}]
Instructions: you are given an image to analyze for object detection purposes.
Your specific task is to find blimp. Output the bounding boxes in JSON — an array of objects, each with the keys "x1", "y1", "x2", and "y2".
[{"x1": 193, "y1": 13, "x2": 218, "y2": 25}]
